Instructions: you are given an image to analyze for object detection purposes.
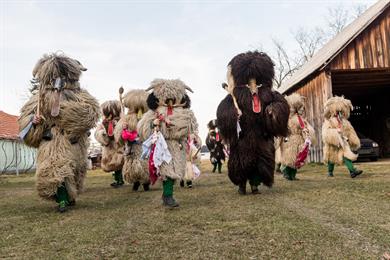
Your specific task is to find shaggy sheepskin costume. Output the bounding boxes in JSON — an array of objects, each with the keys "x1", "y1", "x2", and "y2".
[
  {"x1": 18, "y1": 53, "x2": 100, "y2": 212},
  {"x1": 278, "y1": 93, "x2": 316, "y2": 180},
  {"x1": 217, "y1": 51, "x2": 289, "y2": 195},
  {"x1": 322, "y1": 96, "x2": 363, "y2": 178},
  {"x1": 114, "y1": 89, "x2": 150, "y2": 191},
  {"x1": 138, "y1": 79, "x2": 199, "y2": 208},
  {"x1": 95, "y1": 100, "x2": 124, "y2": 187},
  {"x1": 206, "y1": 119, "x2": 226, "y2": 173},
  {"x1": 180, "y1": 134, "x2": 202, "y2": 188}
]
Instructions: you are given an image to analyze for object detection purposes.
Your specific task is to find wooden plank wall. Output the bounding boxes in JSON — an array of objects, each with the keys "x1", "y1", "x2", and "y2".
[
  {"x1": 330, "y1": 8, "x2": 390, "y2": 70},
  {"x1": 287, "y1": 7, "x2": 390, "y2": 162},
  {"x1": 287, "y1": 71, "x2": 332, "y2": 162}
]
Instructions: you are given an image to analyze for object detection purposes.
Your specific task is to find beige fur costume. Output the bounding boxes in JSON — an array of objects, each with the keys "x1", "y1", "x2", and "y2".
[
  {"x1": 322, "y1": 96, "x2": 360, "y2": 164},
  {"x1": 18, "y1": 53, "x2": 100, "y2": 201},
  {"x1": 114, "y1": 90, "x2": 150, "y2": 184},
  {"x1": 279, "y1": 93, "x2": 316, "y2": 168},
  {"x1": 94, "y1": 101, "x2": 124, "y2": 172},
  {"x1": 137, "y1": 79, "x2": 199, "y2": 181}
]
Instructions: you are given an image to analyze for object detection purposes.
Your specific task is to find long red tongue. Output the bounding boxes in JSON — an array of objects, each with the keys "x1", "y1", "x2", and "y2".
[
  {"x1": 108, "y1": 121, "x2": 114, "y2": 136},
  {"x1": 167, "y1": 106, "x2": 173, "y2": 116},
  {"x1": 298, "y1": 115, "x2": 305, "y2": 129},
  {"x1": 216, "y1": 132, "x2": 220, "y2": 142},
  {"x1": 253, "y1": 93, "x2": 261, "y2": 113}
]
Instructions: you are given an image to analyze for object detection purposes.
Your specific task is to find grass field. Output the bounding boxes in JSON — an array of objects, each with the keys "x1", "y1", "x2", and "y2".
[{"x1": 1, "y1": 160, "x2": 389, "y2": 259}]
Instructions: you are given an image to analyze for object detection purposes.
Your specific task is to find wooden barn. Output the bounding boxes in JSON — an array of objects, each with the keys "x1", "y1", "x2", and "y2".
[{"x1": 279, "y1": 0, "x2": 390, "y2": 162}]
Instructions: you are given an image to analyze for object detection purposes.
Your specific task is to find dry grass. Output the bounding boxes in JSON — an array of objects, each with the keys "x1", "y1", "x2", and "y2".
[{"x1": 1, "y1": 160, "x2": 389, "y2": 259}]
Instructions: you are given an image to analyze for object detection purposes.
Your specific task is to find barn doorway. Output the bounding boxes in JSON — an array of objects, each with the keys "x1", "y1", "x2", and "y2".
[{"x1": 332, "y1": 69, "x2": 390, "y2": 157}]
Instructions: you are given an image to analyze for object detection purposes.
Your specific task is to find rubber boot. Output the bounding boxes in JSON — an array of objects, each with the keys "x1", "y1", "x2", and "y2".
[
  {"x1": 180, "y1": 180, "x2": 185, "y2": 187},
  {"x1": 132, "y1": 181, "x2": 140, "y2": 191},
  {"x1": 110, "y1": 171, "x2": 119, "y2": 187},
  {"x1": 350, "y1": 169, "x2": 363, "y2": 178},
  {"x1": 282, "y1": 167, "x2": 293, "y2": 181},
  {"x1": 143, "y1": 183, "x2": 150, "y2": 191},
  {"x1": 291, "y1": 168, "x2": 299, "y2": 180},
  {"x1": 218, "y1": 162, "x2": 222, "y2": 173},
  {"x1": 212, "y1": 163, "x2": 217, "y2": 173},
  {"x1": 162, "y1": 195, "x2": 179, "y2": 208},
  {"x1": 186, "y1": 180, "x2": 193, "y2": 188},
  {"x1": 328, "y1": 163, "x2": 335, "y2": 177},
  {"x1": 56, "y1": 184, "x2": 69, "y2": 213},
  {"x1": 162, "y1": 178, "x2": 178, "y2": 208},
  {"x1": 117, "y1": 170, "x2": 124, "y2": 186},
  {"x1": 238, "y1": 181, "x2": 246, "y2": 195}
]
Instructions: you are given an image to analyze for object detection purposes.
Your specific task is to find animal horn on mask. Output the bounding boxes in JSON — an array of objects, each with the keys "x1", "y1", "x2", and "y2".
[
  {"x1": 145, "y1": 86, "x2": 154, "y2": 92},
  {"x1": 185, "y1": 86, "x2": 194, "y2": 93}
]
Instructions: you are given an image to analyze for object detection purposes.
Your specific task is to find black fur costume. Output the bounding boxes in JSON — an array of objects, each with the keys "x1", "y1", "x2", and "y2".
[
  {"x1": 217, "y1": 51, "x2": 289, "y2": 192},
  {"x1": 206, "y1": 119, "x2": 225, "y2": 173}
]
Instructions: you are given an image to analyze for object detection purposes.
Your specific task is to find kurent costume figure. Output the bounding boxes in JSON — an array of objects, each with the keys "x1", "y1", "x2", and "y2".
[
  {"x1": 217, "y1": 51, "x2": 289, "y2": 194},
  {"x1": 18, "y1": 53, "x2": 100, "y2": 212},
  {"x1": 180, "y1": 134, "x2": 201, "y2": 188},
  {"x1": 206, "y1": 119, "x2": 225, "y2": 173},
  {"x1": 138, "y1": 79, "x2": 199, "y2": 208},
  {"x1": 322, "y1": 96, "x2": 363, "y2": 178},
  {"x1": 278, "y1": 93, "x2": 316, "y2": 180},
  {"x1": 115, "y1": 89, "x2": 150, "y2": 191},
  {"x1": 95, "y1": 101, "x2": 124, "y2": 188}
]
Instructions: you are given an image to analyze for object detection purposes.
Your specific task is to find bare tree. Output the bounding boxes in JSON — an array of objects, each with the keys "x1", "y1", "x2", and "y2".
[
  {"x1": 293, "y1": 26, "x2": 327, "y2": 64},
  {"x1": 272, "y1": 38, "x2": 300, "y2": 88},
  {"x1": 326, "y1": 4, "x2": 349, "y2": 36},
  {"x1": 271, "y1": 3, "x2": 368, "y2": 88},
  {"x1": 326, "y1": 4, "x2": 368, "y2": 37}
]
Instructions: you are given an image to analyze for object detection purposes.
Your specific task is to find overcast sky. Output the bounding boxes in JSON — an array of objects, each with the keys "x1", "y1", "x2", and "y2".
[{"x1": 0, "y1": 0, "x2": 376, "y2": 140}]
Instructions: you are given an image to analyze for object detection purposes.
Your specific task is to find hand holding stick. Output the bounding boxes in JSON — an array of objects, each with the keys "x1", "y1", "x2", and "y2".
[
  {"x1": 222, "y1": 83, "x2": 242, "y2": 117},
  {"x1": 119, "y1": 86, "x2": 125, "y2": 119}
]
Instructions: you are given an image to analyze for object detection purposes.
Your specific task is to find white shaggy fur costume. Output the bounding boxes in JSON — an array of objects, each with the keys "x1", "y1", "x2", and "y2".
[
  {"x1": 18, "y1": 53, "x2": 100, "y2": 203},
  {"x1": 322, "y1": 96, "x2": 360, "y2": 164}
]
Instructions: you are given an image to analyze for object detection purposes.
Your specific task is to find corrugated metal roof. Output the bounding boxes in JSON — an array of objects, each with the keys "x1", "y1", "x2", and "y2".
[
  {"x1": 0, "y1": 111, "x2": 20, "y2": 140},
  {"x1": 279, "y1": 0, "x2": 390, "y2": 94}
]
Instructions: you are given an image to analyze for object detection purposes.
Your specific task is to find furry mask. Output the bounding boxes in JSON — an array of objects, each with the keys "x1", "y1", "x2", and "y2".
[
  {"x1": 123, "y1": 89, "x2": 149, "y2": 117},
  {"x1": 145, "y1": 79, "x2": 193, "y2": 110},
  {"x1": 324, "y1": 96, "x2": 353, "y2": 119},
  {"x1": 101, "y1": 100, "x2": 121, "y2": 119},
  {"x1": 32, "y1": 52, "x2": 87, "y2": 88},
  {"x1": 227, "y1": 51, "x2": 275, "y2": 88},
  {"x1": 285, "y1": 93, "x2": 306, "y2": 115}
]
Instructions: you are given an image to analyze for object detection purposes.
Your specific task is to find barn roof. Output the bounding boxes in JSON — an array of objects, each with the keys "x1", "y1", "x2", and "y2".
[
  {"x1": 0, "y1": 111, "x2": 20, "y2": 140},
  {"x1": 279, "y1": 0, "x2": 390, "y2": 94}
]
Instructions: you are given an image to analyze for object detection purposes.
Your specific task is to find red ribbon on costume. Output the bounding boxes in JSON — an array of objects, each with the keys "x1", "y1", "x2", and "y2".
[
  {"x1": 215, "y1": 132, "x2": 220, "y2": 142},
  {"x1": 295, "y1": 142, "x2": 310, "y2": 169},
  {"x1": 122, "y1": 129, "x2": 138, "y2": 142},
  {"x1": 107, "y1": 121, "x2": 114, "y2": 137},
  {"x1": 252, "y1": 93, "x2": 261, "y2": 113},
  {"x1": 298, "y1": 114, "x2": 305, "y2": 129},
  {"x1": 295, "y1": 114, "x2": 310, "y2": 169},
  {"x1": 167, "y1": 106, "x2": 173, "y2": 116},
  {"x1": 149, "y1": 143, "x2": 158, "y2": 185}
]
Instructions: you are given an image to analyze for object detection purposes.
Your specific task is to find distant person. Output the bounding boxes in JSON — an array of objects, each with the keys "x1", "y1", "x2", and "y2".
[
  {"x1": 18, "y1": 53, "x2": 99, "y2": 213},
  {"x1": 278, "y1": 93, "x2": 316, "y2": 180},
  {"x1": 322, "y1": 96, "x2": 362, "y2": 178},
  {"x1": 95, "y1": 100, "x2": 124, "y2": 188},
  {"x1": 217, "y1": 51, "x2": 289, "y2": 195},
  {"x1": 206, "y1": 119, "x2": 225, "y2": 173}
]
